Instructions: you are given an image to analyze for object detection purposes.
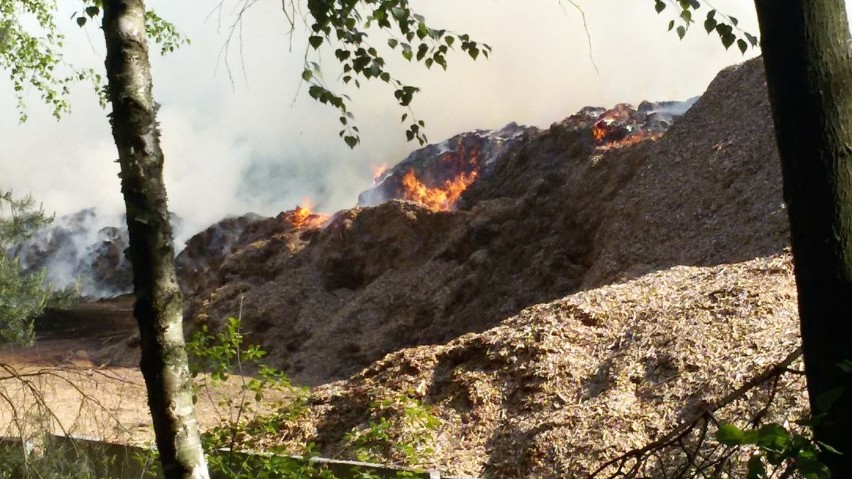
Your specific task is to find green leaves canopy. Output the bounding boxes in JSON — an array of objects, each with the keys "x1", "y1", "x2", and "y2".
[
  {"x1": 298, "y1": 0, "x2": 490, "y2": 147},
  {"x1": 653, "y1": 0, "x2": 758, "y2": 53}
]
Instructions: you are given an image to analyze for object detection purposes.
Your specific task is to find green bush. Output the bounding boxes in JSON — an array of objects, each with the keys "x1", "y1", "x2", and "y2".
[
  {"x1": 0, "y1": 190, "x2": 59, "y2": 346},
  {"x1": 187, "y1": 317, "x2": 441, "y2": 479}
]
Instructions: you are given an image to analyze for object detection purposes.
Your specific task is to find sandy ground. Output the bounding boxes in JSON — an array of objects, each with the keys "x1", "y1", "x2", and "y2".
[{"x1": 0, "y1": 297, "x2": 271, "y2": 447}]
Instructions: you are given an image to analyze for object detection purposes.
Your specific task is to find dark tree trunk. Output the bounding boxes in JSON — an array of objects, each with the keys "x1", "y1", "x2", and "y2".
[
  {"x1": 754, "y1": 0, "x2": 852, "y2": 473},
  {"x1": 101, "y1": 1, "x2": 209, "y2": 478}
]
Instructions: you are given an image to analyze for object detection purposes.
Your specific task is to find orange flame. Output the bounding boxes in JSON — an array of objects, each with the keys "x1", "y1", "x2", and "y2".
[
  {"x1": 282, "y1": 198, "x2": 328, "y2": 229},
  {"x1": 596, "y1": 129, "x2": 662, "y2": 151},
  {"x1": 371, "y1": 164, "x2": 389, "y2": 185},
  {"x1": 592, "y1": 121, "x2": 609, "y2": 142},
  {"x1": 292, "y1": 205, "x2": 311, "y2": 228},
  {"x1": 399, "y1": 169, "x2": 478, "y2": 211},
  {"x1": 591, "y1": 104, "x2": 661, "y2": 150}
]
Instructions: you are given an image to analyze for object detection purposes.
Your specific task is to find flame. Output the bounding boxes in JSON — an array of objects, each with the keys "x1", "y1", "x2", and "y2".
[
  {"x1": 591, "y1": 104, "x2": 661, "y2": 150},
  {"x1": 592, "y1": 120, "x2": 611, "y2": 142},
  {"x1": 292, "y1": 205, "x2": 311, "y2": 228},
  {"x1": 282, "y1": 198, "x2": 328, "y2": 229},
  {"x1": 399, "y1": 168, "x2": 478, "y2": 211},
  {"x1": 371, "y1": 164, "x2": 389, "y2": 185},
  {"x1": 596, "y1": 129, "x2": 662, "y2": 151}
]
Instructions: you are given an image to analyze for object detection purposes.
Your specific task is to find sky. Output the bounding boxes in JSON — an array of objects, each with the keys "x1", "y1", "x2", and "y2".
[{"x1": 0, "y1": 1, "x2": 773, "y2": 243}]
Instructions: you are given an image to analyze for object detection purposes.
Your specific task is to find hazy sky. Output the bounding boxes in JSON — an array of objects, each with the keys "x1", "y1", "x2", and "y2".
[{"x1": 0, "y1": 1, "x2": 779, "y2": 241}]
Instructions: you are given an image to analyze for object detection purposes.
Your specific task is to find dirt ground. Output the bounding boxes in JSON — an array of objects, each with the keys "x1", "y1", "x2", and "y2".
[{"x1": 0, "y1": 296, "x2": 267, "y2": 447}]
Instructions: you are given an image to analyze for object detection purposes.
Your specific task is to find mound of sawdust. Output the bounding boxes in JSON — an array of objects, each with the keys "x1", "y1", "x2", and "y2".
[
  {"x1": 180, "y1": 58, "x2": 789, "y2": 390},
  {"x1": 267, "y1": 253, "x2": 803, "y2": 478},
  {"x1": 582, "y1": 58, "x2": 787, "y2": 288}
]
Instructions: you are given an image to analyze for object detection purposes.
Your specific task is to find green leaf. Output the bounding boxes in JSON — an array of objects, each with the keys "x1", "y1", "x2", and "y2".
[
  {"x1": 391, "y1": 7, "x2": 407, "y2": 21},
  {"x1": 737, "y1": 39, "x2": 747, "y2": 54},
  {"x1": 746, "y1": 454, "x2": 766, "y2": 479},
  {"x1": 745, "y1": 32, "x2": 759, "y2": 46},
  {"x1": 704, "y1": 18, "x2": 717, "y2": 34},
  {"x1": 302, "y1": 69, "x2": 313, "y2": 81},
  {"x1": 85, "y1": 6, "x2": 99, "y2": 18},
  {"x1": 344, "y1": 135, "x2": 359, "y2": 148},
  {"x1": 654, "y1": 1, "x2": 666, "y2": 14},
  {"x1": 668, "y1": 20, "x2": 675, "y2": 31},
  {"x1": 756, "y1": 423, "x2": 791, "y2": 451},
  {"x1": 676, "y1": 26, "x2": 686, "y2": 40},
  {"x1": 309, "y1": 35, "x2": 323, "y2": 49},
  {"x1": 716, "y1": 424, "x2": 745, "y2": 445},
  {"x1": 818, "y1": 440, "x2": 842, "y2": 455},
  {"x1": 76, "y1": 17, "x2": 86, "y2": 27},
  {"x1": 416, "y1": 43, "x2": 428, "y2": 61},
  {"x1": 387, "y1": 38, "x2": 398, "y2": 49},
  {"x1": 816, "y1": 386, "x2": 845, "y2": 412}
]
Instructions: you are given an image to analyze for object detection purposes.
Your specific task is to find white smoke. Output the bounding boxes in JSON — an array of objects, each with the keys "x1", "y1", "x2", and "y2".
[{"x1": 7, "y1": 0, "x2": 821, "y2": 301}]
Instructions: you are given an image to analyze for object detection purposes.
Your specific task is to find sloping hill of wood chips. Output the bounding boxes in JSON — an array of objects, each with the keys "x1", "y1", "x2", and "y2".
[
  {"x1": 267, "y1": 253, "x2": 803, "y2": 477},
  {"x1": 184, "y1": 58, "x2": 803, "y2": 477}
]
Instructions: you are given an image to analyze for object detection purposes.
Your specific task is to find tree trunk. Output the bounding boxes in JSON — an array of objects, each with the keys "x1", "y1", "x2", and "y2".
[
  {"x1": 101, "y1": 2, "x2": 209, "y2": 478},
  {"x1": 754, "y1": 0, "x2": 852, "y2": 472}
]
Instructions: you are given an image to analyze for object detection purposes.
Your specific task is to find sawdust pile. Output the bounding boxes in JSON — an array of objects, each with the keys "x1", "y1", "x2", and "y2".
[
  {"x1": 180, "y1": 58, "x2": 788, "y2": 391},
  {"x1": 581, "y1": 58, "x2": 787, "y2": 288},
  {"x1": 173, "y1": 57, "x2": 806, "y2": 476},
  {"x1": 272, "y1": 254, "x2": 803, "y2": 477}
]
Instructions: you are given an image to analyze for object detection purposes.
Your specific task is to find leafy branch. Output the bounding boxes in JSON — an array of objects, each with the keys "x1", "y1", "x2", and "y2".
[
  {"x1": 298, "y1": 0, "x2": 491, "y2": 147},
  {"x1": 2, "y1": 0, "x2": 188, "y2": 122},
  {"x1": 653, "y1": 0, "x2": 759, "y2": 53}
]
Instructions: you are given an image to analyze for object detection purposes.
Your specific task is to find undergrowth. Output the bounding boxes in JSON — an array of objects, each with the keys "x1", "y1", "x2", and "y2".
[{"x1": 187, "y1": 316, "x2": 442, "y2": 479}]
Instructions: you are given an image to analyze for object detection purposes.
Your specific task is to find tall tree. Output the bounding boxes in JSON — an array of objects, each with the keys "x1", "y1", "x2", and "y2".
[
  {"x1": 3, "y1": 2, "x2": 485, "y2": 477},
  {"x1": 0, "y1": 191, "x2": 55, "y2": 346},
  {"x1": 100, "y1": 1, "x2": 208, "y2": 478},
  {"x1": 753, "y1": 0, "x2": 852, "y2": 473}
]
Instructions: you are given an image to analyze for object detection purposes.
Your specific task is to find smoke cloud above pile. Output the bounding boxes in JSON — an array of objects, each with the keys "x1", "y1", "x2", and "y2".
[{"x1": 0, "y1": 1, "x2": 794, "y2": 244}]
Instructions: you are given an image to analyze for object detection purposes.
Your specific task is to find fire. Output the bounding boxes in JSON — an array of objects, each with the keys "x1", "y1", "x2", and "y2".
[
  {"x1": 371, "y1": 164, "x2": 389, "y2": 185},
  {"x1": 281, "y1": 198, "x2": 328, "y2": 229},
  {"x1": 399, "y1": 168, "x2": 478, "y2": 211},
  {"x1": 596, "y1": 129, "x2": 662, "y2": 152},
  {"x1": 292, "y1": 205, "x2": 311, "y2": 227},
  {"x1": 590, "y1": 103, "x2": 661, "y2": 150},
  {"x1": 592, "y1": 119, "x2": 612, "y2": 142}
]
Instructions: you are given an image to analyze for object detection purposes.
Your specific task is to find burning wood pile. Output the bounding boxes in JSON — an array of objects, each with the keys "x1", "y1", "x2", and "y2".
[
  {"x1": 358, "y1": 123, "x2": 529, "y2": 211},
  {"x1": 567, "y1": 99, "x2": 697, "y2": 151}
]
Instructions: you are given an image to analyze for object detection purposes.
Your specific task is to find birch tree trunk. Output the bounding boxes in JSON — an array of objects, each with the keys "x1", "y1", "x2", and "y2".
[
  {"x1": 101, "y1": 1, "x2": 209, "y2": 478},
  {"x1": 755, "y1": 0, "x2": 852, "y2": 473}
]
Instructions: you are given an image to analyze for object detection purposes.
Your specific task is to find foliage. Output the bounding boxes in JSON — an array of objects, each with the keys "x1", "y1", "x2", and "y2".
[
  {"x1": 0, "y1": 190, "x2": 56, "y2": 345},
  {"x1": 187, "y1": 317, "x2": 323, "y2": 478},
  {"x1": 1, "y1": 0, "x2": 187, "y2": 122},
  {"x1": 651, "y1": 0, "x2": 759, "y2": 53},
  {"x1": 71, "y1": 3, "x2": 190, "y2": 56},
  {"x1": 716, "y1": 422, "x2": 833, "y2": 479},
  {"x1": 291, "y1": 0, "x2": 490, "y2": 147},
  {"x1": 343, "y1": 391, "x2": 441, "y2": 468},
  {"x1": 187, "y1": 317, "x2": 441, "y2": 478},
  {"x1": 0, "y1": 0, "x2": 101, "y2": 121},
  {"x1": 0, "y1": 435, "x2": 114, "y2": 479}
]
